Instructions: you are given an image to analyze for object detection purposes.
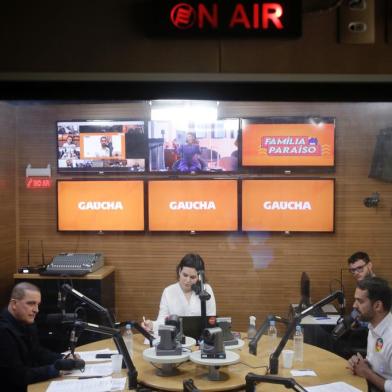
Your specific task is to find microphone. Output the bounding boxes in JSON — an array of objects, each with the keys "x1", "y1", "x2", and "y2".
[
  {"x1": 191, "y1": 281, "x2": 201, "y2": 295},
  {"x1": 54, "y1": 358, "x2": 85, "y2": 371},
  {"x1": 332, "y1": 313, "x2": 360, "y2": 339},
  {"x1": 337, "y1": 290, "x2": 345, "y2": 316},
  {"x1": 45, "y1": 313, "x2": 79, "y2": 324}
]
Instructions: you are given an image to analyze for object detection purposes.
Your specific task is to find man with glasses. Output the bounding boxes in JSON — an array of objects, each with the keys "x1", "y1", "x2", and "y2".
[
  {"x1": 0, "y1": 282, "x2": 63, "y2": 391},
  {"x1": 306, "y1": 251, "x2": 376, "y2": 357},
  {"x1": 348, "y1": 251, "x2": 375, "y2": 283}
]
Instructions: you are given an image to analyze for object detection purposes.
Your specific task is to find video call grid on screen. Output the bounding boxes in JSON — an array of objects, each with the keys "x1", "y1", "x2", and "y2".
[
  {"x1": 56, "y1": 116, "x2": 335, "y2": 175},
  {"x1": 56, "y1": 179, "x2": 145, "y2": 232},
  {"x1": 57, "y1": 120, "x2": 148, "y2": 173},
  {"x1": 241, "y1": 178, "x2": 335, "y2": 233},
  {"x1": 240, "y1": 116, "x2": 335, "y2": 170}
]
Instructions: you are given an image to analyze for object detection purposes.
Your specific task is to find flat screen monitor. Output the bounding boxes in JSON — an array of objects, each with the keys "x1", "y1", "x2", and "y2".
[
  {"x1": 148, "y1": 119, "x2": 239, "y2": 173},
  {"x1": 148, "y1": 179, "x2": 238, "y2": 231},
  {"x1": 241, "y1": 178, "x2": 334, "y2": 232},
  {"x1": 57, "y1": 120, "x2": 147, "y2": 173},
  {"x1": 57, "y1": 180, "x2": 145, "y2": 232},
  {"x1": 241, "y1": 117, "x2": 335, "y2": 169},
  {"x1": 300, "y1": 272, "x2": 311, "y2": 309}
]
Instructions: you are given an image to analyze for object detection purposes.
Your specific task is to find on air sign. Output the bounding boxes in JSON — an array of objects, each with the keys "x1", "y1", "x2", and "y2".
[{"x1": 152, "y1": 0, "x2": 302, "y2": 37}]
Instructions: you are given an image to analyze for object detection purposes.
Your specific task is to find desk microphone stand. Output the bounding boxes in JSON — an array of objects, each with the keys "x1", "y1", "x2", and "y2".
[
  {"x1": 74, "y1": 320, "x2": 138, "y2": 390},
  {"x1": 245, "y1": 373, "x2": 307, "y2": 392},
  {"x1": 269, "y1": 290, "x2": 344, "y2": 374}
]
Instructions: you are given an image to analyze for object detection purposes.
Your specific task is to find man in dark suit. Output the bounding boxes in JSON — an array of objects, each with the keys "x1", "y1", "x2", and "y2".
[{"x1": 0, "y1": 282, "x2": 63, "y2": 391}]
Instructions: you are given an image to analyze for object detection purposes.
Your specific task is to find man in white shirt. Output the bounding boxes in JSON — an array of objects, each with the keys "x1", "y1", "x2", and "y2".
[{"x1": 348, "y1": 277, "x2": 392, "y2": 392}]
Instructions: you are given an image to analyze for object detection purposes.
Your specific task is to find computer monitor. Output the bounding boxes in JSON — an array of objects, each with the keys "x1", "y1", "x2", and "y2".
[
  {"x1": 299, "y1": 271, "x2": 311, "y2": 310},
  {"x1": 181, "y1": 316, "x2": 217, "y2": 341}
]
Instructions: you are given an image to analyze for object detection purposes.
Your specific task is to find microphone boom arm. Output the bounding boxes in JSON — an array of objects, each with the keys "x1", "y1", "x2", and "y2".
[
  {"x1": 269, "y1": 290, "x2": 344, "y2": 374},
  {"x1": 245, "y1": 373, "x2": 307, "y2": 392},
  {"x1": 73, "y1": 321, "x2": 138, "y2": 390},
  {"x1": 62, "y1": 284, "x2": 116, "y2": 327},
  {"x1": 249, "y1": 315, "x2": 290, "y2": 356}
]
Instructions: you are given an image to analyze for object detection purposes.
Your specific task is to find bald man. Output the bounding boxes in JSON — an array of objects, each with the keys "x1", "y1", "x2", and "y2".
[{"x1": 0, "y1": 282, "x2": 63, "y2": 391}]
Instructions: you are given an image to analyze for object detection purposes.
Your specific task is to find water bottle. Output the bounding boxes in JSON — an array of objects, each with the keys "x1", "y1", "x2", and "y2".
[
  {"x1": 293, "y1": 325, "x2": 304, "y2": 362},
  {"x1": 267, "y1": 320, "x2": 277, "y2": 354},
  {"x1": 247, "y1": 316, "x2": 257, "y2": 339},
  {"x1": 123, "y1": 323, "x2": 134, "y2": 358}
]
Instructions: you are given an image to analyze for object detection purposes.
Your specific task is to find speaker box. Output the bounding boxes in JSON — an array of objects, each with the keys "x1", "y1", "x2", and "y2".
[{"x1": 369, "y1": 128, "x2": 392, "y2": 182}]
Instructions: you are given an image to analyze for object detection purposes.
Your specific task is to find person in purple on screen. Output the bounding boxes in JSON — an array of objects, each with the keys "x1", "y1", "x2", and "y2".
[{"x1": 174, "y1": 132, "x2": 205, "y2": 173}]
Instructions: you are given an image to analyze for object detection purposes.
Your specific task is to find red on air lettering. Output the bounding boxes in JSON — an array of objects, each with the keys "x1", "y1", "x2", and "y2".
[
  {"x1": 229, "y1": 4, "x2": 251, "y2": 29},
  {"x1": 198, "y1": 3, "x2": 218, "y2": 28},
  {"x1": 262, "y1": 3, "x2": 283, "y2": 29},
  {"x1": 253, "y1": 3, "x2": 260, "y2": 29},
  {"x1": 229, "y1": 3, "x2": 284, "y2": 30}
]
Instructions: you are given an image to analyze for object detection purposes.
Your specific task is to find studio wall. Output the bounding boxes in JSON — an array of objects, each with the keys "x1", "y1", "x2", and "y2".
[
  {"x1": 0, "y1": 1, "x2": 391, "y2": 74},
  {"x1": 10, "y1": 100, "x2": 392, "y2": 331},
  {"x1": 0, "y1": 102, "x2": 16, "y2": 306}
]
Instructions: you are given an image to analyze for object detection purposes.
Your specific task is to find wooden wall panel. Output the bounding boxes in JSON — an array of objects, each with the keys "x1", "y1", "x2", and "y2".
[
  {"x1": 0, "y1": 1, "x2": 390, "y2": 74},
  {"x1": 14, "y1": 101, "x2": 392, "y2": 332},
  {"x1": 0, "y1": 102, "x2": 16, "y2": 306}
]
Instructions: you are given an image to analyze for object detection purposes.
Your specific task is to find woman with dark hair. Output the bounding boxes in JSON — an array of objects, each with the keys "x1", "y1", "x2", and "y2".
[{"x1": 142, "y1": 253, "x2": 216, "y2": 332}]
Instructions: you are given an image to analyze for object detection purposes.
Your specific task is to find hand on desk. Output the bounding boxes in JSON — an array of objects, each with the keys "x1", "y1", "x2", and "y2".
[{"x1": 347, "y1": 352, "x2": 371, "y2": 377}]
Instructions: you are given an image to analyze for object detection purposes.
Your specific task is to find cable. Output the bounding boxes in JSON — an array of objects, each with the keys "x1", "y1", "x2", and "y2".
[{"x1": 240, "y1": 362, "x2": 269, "y2": 370}]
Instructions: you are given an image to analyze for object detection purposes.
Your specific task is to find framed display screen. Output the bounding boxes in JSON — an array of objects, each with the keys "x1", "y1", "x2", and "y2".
[
  {"x1": 148, "y1": 119, "x2": 239, "y2": 173},
  {"x1": 241, "y1": 117, "x2": 335, "y2": 168},
  {"x1": 57, "y1": 120, "x2": 147, "y2": 173},
  {"x1": 241, "y1": 178, "x2": 334, "y2": 232},
  {"x1": 148, "y1": 179, "x2": 238, "y2": 231},
  {"x1": 57, "y1": 180, "x2": 145, "y2": 232}
]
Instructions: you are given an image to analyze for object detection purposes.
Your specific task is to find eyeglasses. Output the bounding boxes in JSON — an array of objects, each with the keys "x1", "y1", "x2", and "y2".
[{"x1": 348, "y1": 264, "x2": 367, "y2": 274}]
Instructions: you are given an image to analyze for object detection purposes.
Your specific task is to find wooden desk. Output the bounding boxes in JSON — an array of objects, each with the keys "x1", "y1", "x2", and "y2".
[{"x1": 28, "y1": 334, "x2": 366, "y2": 391}]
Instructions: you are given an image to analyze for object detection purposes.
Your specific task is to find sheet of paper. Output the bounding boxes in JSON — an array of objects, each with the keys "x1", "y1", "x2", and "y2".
[
  {"x1": 306, "y1": 381, "x2": 362, "y2": 392},
  {"x1": 301, "y1": 314, "x2": 340, "y2": 325},
  {"x1": 76, "y1": 349, "x2": 118, "y2": 362},
  {"x1": 46, "y1": 376, "x2": 112, "y2": 392},
  {"x1": 291, "y1": 369, "x2": 317, "y2": 376},
  {"x1": 111, "y1": 377, "x2": 127, "y2": 391},
  {"x1": 63, "y1": 363, "x2": 113, "y2": 378}
]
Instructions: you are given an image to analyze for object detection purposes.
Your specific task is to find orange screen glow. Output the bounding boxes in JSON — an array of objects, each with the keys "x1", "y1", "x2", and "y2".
[
  {"x1": 242, "y1": 121, "x2": 335, "y2": 167},
  {"x1": 57, "y1": 180, "x2": 144, "y2": 231},
  {"x1": 242, "y1": 179, "x2": 334, "y2": 232},
  {"x1": 148, "y1": 180, "x2": 238, "y2": 231}
]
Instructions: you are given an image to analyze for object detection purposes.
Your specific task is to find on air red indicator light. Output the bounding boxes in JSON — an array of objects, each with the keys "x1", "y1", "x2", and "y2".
[
  {"x1": 26, "y1": 177, "x2": 52, "y2": 189},
  {"x1": 152, "y1": 0, "x2": 301, "y2": 38}
]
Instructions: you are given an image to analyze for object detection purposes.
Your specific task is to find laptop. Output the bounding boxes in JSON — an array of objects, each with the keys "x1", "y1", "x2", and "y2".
[{"x1": 180, "y1": 316, "x2": 217, "y2": 341}]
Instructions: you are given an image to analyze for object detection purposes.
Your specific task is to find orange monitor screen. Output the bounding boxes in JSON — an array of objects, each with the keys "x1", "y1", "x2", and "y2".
[
  {"x1": 57, "y1": 180, "x2": 144, "y2": 231},
  {"x1": 241, "y1": 118, "x2": 335, "y2": 167},
  {"x1": 242, "y1": 179, "x2": 334, "y2": 232},
  {"x1": 148, "y1": 180, "x2": 238, "y2": 231}
]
